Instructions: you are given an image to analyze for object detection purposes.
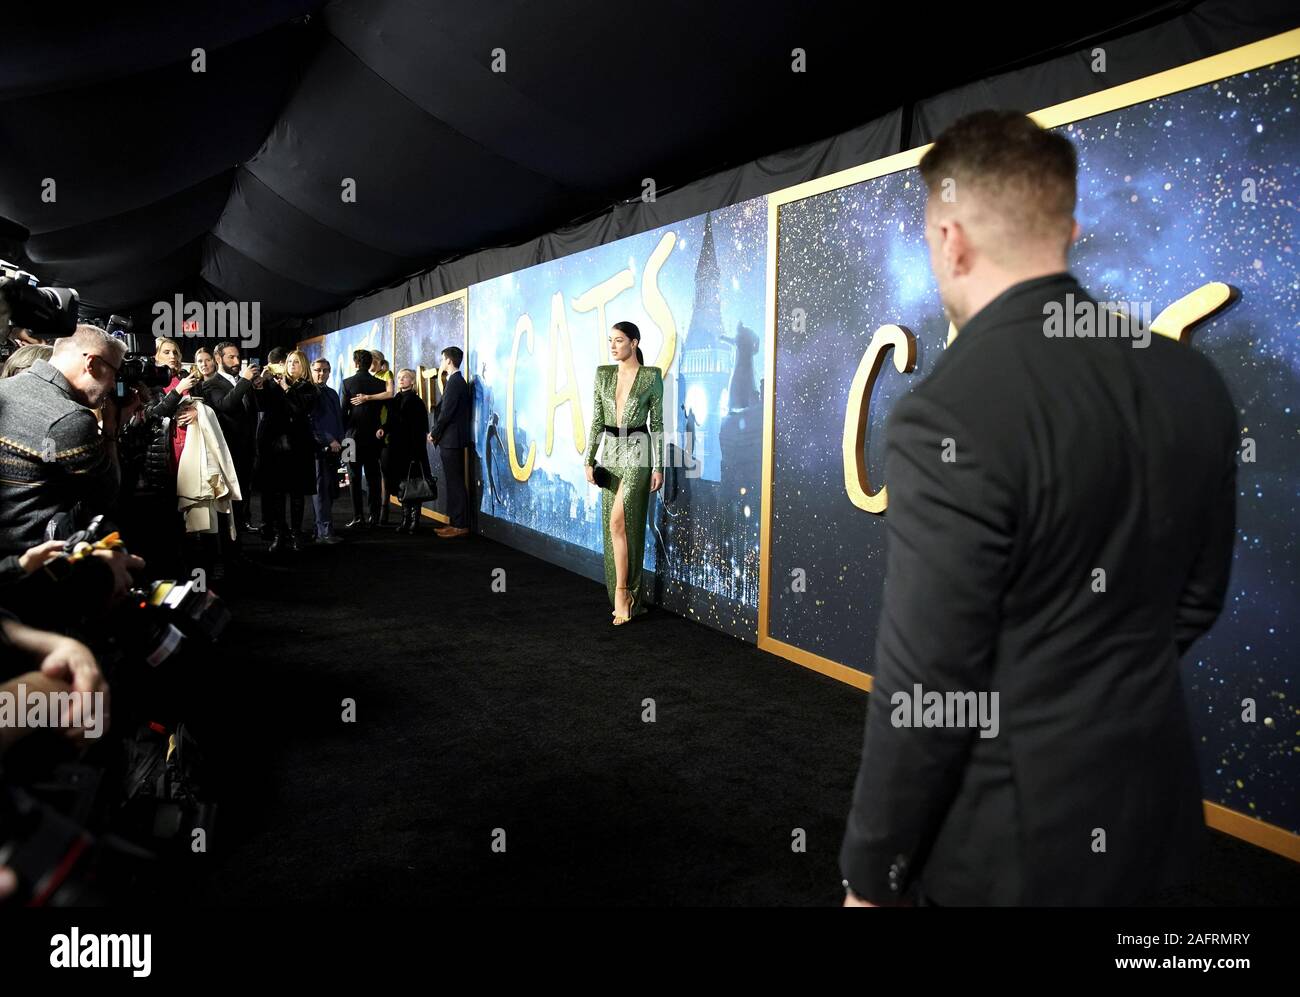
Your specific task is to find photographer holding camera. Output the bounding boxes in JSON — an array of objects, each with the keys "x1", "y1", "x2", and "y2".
[
  {"x1": 0, "y1": 325, "x2": 127, "y2": 557},
  {"x1": 113, "y1": 337, "x2": 201, "y2": 575}
]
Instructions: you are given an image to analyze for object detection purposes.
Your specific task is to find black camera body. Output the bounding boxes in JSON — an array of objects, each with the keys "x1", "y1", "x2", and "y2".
[
  {"x1": 0, "y1": 259, "x2": 78, "y2": 342},
  {"x1": 115, "y1": 354, "x2": 173, "y2": 396},
  {"x1": 115, "y1": 579, "x2": 231, "y2": 669},
  {"x1": 97, "y1": 314, "x2": 172, "y2": 397}
]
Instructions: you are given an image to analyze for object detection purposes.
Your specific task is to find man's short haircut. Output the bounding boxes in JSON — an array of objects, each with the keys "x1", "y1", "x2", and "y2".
[
  {"x1": 215, "y1": 340, "x2": 238, "y2": 357},
  {"x1": 353, "y1": 349, "x2": 373, "y2": 370},
  {"x1": 441, "y1": 345, "x2": 463, "y2": 368},
  {"x1": 919, "y1": 110, "x2": 1077, "y2": 251},
  {"x1": 312, "y1": 358, "x2": 330, "y2": 368},
  {"x1": 53, "y1": 324, "x2": 127, "y2": 364},
  {"x1": 267, "y1": 346, "x2": 288, "y2": 364}
]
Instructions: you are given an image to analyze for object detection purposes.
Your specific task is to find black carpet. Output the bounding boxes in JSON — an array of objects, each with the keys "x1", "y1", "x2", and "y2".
[{"x1": 196, "y1": 500, "x2": 1300, "y2": 906}]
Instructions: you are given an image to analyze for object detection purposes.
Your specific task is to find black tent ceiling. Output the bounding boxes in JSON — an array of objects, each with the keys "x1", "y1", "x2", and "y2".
[{"x1": 0, "y1": 0, "x2": 1227, "y2": 332}]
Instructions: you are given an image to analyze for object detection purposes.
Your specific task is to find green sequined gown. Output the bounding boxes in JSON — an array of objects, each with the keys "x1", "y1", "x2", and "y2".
[{"x1": 584, "y1": 364, "x2": 664, "y2": 617}]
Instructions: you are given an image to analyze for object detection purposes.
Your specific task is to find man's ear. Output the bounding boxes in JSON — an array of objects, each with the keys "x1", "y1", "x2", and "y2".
[{"x1": 943, "y1": 219, "x2": 972, "y2": 278}]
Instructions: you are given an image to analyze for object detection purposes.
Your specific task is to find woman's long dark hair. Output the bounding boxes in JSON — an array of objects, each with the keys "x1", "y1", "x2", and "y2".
[{"x1": 612, "y1": 321, "x2": 644, "y2": 365}]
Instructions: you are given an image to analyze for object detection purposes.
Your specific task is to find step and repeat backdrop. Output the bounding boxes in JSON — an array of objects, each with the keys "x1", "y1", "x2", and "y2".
[
  {"x1": 304, "y1": 34, "x2": 1299, "y2": 849},
  {"x1": 301, "y1": 292, "x2": 467, "y2": 524},
  {"x1": 466, "y1": 202, "x2": 767, "y2": 639}
]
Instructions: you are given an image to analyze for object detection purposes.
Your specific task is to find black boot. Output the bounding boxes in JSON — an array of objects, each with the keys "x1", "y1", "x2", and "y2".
[
  {"x1": 405, "y1": 504, "x2": 420, "y2": 534},
  {"x1": 267, "y1": 531, "x2": 284, "y2": 554}
]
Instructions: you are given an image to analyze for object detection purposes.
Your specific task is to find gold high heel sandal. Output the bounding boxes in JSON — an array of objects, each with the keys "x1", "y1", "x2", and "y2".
[{"x1": 612, "y1": 586, "x2": 634, "y2": 625}]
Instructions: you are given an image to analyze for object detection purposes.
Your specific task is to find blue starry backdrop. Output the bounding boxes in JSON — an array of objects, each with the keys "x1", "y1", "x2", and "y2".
[
  {"x1": 393, "y1": 296, "x2": 467, "y2": 521},
  {"x1": 770, "y1": 58, "x2": 1298, "y2": 832},
  {"x1": 302, "y1": 317, "x2": 391, "y2": 397},
  {"x1": 468, "y1": 197, "x2": 768, "y2": 639}
]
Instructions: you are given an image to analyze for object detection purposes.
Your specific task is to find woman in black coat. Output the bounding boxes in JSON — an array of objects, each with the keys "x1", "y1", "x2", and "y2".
[
  {"x1": 254, "y1": 350, "x2": 319, "y2": 552},
  {"x1": 379, "y1": 368, "x2": 433, "y2": 534}
]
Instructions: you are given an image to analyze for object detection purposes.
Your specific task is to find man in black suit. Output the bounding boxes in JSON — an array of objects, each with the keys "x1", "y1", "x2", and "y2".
[
  {"x1": 839, "y1": 111, "x2": 1236, "y2": 906},
  {"x1": 202, "y1": 341, "x2": 260, "y2": 534},
  {"x1": 341, "y1": 349, "x2": 388, "y2": 528},
  {"x1": 427, "y1": 345, "x2": 471, "y2": 538}
]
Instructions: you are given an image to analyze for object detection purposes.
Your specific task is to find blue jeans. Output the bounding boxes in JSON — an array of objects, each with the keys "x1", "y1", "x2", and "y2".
[{"x1": 314, "y1": 451, "x2": 340, "y2": 537}]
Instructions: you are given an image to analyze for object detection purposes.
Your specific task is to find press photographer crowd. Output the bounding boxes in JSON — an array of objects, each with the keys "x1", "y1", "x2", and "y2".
[{"x1": 0, "y1": 262, "x2": 459, "y2": 906}]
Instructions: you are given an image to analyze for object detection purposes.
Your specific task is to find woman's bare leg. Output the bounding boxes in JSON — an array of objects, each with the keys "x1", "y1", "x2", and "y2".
[{"x1": 610, "y1": 478, "x2": 630, "y2": 617}]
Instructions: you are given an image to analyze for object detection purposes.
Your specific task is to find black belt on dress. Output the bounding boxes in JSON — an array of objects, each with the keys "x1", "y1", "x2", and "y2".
[{"x1": 602, "y1": 424, "x2": 648, "y2": 436}]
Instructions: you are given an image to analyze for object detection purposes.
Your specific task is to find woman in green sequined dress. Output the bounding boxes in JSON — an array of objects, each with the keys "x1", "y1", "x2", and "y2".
[{"x1": 583, "y1": 322, "x2": 664, "y2": 624}]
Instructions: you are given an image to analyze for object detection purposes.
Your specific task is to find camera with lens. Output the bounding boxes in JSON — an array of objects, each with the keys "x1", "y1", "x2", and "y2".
[
  {"x1": 114, "y1": 578, "x2": 231, "y2": 669},
  {"x1": 70, "y1": 517, "x2": 231, "y2": 669},
  {"x1": 8, "y1": 516, "x2": 231, "y2": 671},
  {"x1": 114, "y1": 355, "x2": 173, "y2": 395},
  {"x1": 96, "y1": 314, "x2": 172, "y2": 398},
  {"x1": 0, "y1": 260, "x2": 79, "y2": 346}
]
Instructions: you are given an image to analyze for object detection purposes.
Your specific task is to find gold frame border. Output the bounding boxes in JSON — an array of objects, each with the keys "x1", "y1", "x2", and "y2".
[
  {"x1": 391, "y1": 288, "x2": 470, "y2": 526},
  {"x1": 758, "y1": 28, "x2": 1300, "y2": 861},
  {"x1": 299, "y1": 289, "x2": 470, "y2": 525}
]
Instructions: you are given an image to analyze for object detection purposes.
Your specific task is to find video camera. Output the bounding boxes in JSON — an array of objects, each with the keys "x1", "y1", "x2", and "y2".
[{"x1": 0, "y1": 260, "x2": 78, "y2": 345}]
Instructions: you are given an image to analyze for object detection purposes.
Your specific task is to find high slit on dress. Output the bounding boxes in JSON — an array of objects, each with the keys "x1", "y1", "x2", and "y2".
[{"x1": 584, "y1": 364, "x2": 664, "y2": 616}]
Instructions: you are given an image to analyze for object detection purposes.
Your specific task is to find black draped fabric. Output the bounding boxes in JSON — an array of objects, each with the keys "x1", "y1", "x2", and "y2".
[{"x1": 0, "y1": 0, "x2": 1294, "y2": 343}]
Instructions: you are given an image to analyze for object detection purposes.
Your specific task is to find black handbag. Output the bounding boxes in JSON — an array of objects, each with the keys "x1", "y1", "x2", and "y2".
[{"x1": 400, "y1": 461, "x2": 436, "y2": 502}]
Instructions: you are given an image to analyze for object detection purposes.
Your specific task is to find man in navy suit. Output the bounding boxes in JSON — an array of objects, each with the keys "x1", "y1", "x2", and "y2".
[{"x1": 427, "y1": 346, "x2": 471, "y2": 538}]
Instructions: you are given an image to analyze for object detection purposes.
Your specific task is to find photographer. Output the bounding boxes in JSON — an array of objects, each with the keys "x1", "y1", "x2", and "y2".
[
  {"x1": 0, "y1": 326, "x2": 125, "y2": 557},
  {"x1": 115, "y1": 338, "x2": 199, "y2": 575}
]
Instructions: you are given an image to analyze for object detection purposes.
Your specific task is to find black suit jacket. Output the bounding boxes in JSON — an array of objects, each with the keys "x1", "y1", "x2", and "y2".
[
  {"x1": 340, "y1": 371, "x2": 389, "y2": 439},
  {"x1": 198, "y1": 372, "x2": 254, "y2": 447},
  {"x1": 429, "y1": 369, "x2": 471, "y2": 449},
  {"x1": 839, "y1": 273, "x2": 1236, "y2": 906}
]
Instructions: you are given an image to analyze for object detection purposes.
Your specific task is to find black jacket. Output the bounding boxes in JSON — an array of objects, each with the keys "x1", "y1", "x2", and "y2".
[
  {"x1": 254, "y1": 377, "x2": 319, "y2": 495},
  {"x1": 382, "y1": 389, "x2": 432, "y2": 492},
  {"x1": 340, "y1": 371, "x2": 389, "y2": 441},
  {"x1": 429, "y1": 369, "x2": 470, "y2": 449},
  {"x1": 198, "y1": 371, "x2": 255, "y2": 450},
  {"x1": 839, "y1": 273, "x2": 1236, "y2": 906}
]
